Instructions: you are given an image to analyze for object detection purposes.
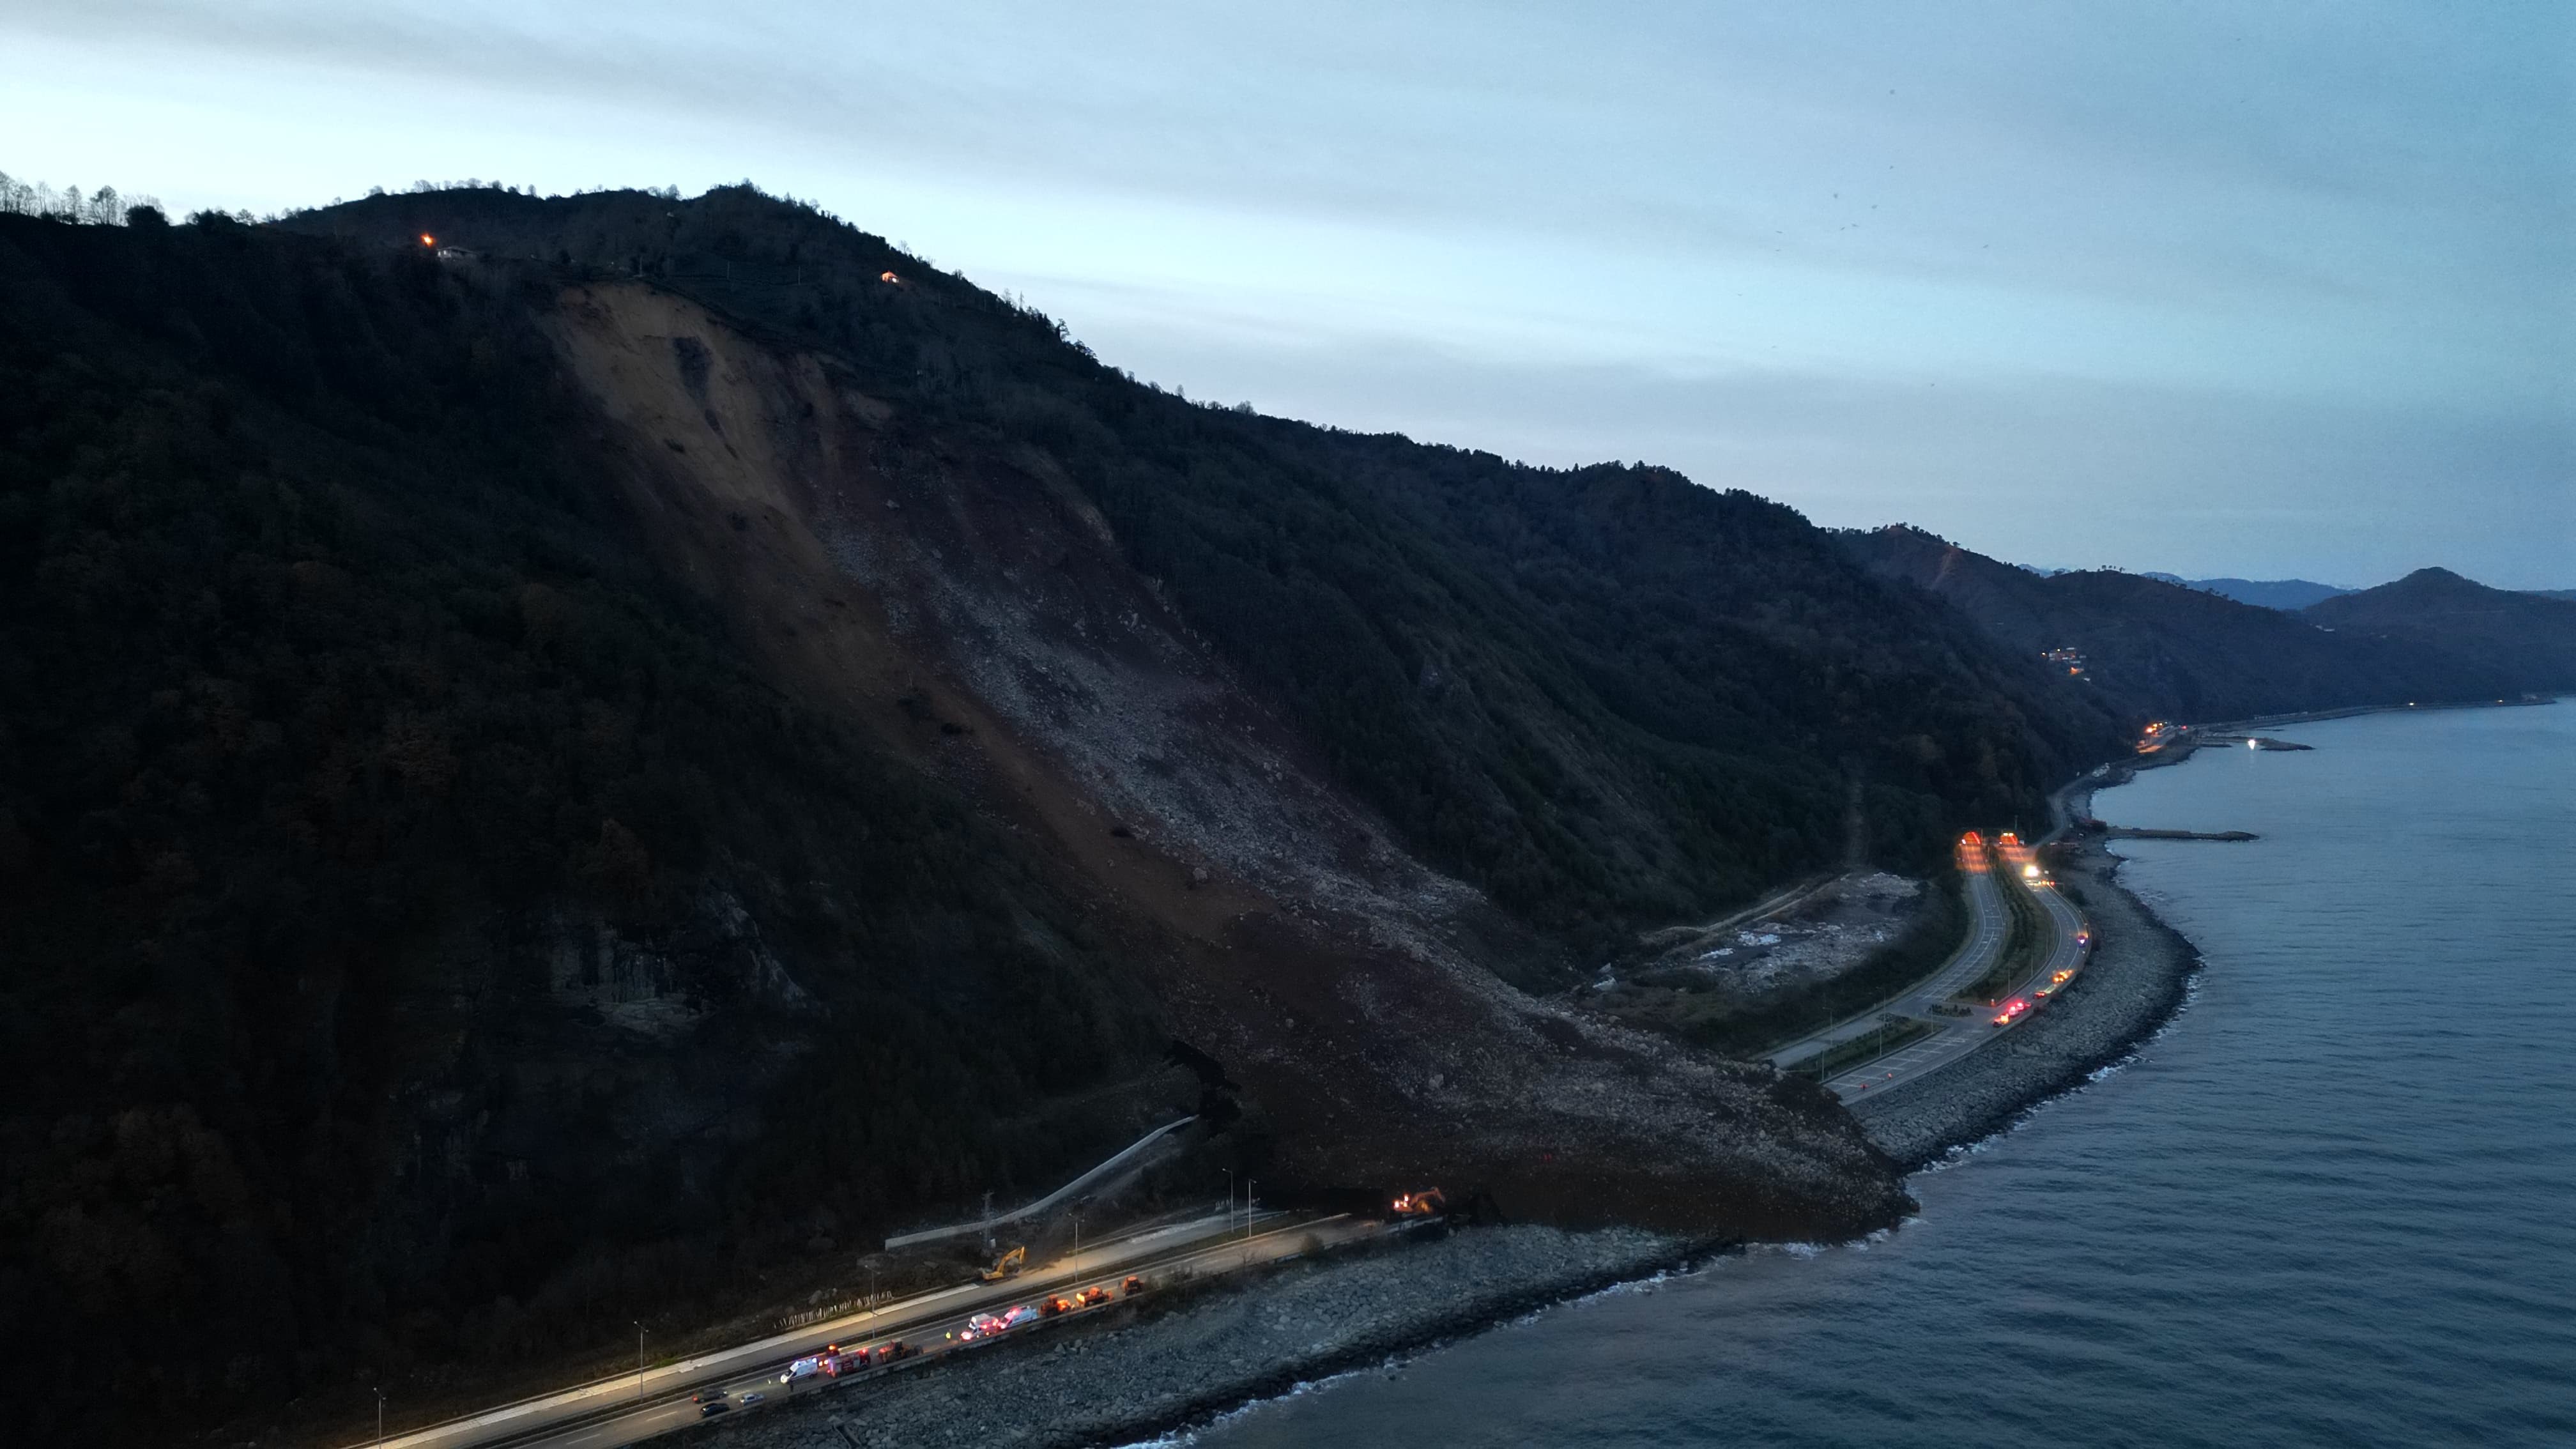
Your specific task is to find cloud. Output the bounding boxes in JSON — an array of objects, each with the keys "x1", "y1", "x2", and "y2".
[{"x1": 5, "y1": 0, "x2": 2567, "y2": 583}]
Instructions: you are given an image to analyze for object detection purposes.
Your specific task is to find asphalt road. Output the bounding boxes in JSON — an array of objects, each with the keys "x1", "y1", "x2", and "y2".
[
  {"x1": 1821, "y1": 839, "x2": 2090, "y2": 1102},
  {"x1": 1767, "y1": 836, "x2": 2007, "y2": 1074},
  {"x1": 358, "y1": 1210, "x2": 1380, "y2": 1449}
]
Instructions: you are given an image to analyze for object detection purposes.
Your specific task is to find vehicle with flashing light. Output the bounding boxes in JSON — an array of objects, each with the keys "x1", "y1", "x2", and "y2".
[
  {"x1": 958, "y1": 1305, "x2": 1039, "y2": 1342},
  {"x1": 1991, "y1": 997, "x2": 2031, "y2": 1026},
  {"x1": 820, "y1": 1344, "x2": 881, "y2": 1377}
]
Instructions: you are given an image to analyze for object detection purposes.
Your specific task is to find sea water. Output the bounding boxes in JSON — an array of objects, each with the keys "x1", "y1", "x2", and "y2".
[{"x1": 1192, "y1": 702, "x2": 2576, "y2": 1447}]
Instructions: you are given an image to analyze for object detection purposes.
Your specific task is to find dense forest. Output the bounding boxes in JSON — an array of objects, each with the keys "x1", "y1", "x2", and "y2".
[{"x1": 0, "y1": 206, "x2": 1170, "y2": 1444}]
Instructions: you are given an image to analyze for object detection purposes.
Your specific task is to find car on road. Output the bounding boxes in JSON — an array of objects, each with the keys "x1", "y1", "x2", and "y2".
[
  {"x1": 960, "y1": 1307, "x2": 1036, "y2": 1342},
  {"x1": 740, "y1": 1392, "x2": 765, "y2": 1406},
  {"x1": 1991, "y1": 997, "x2": 2030, "y2": 1026},
  {"x1": 698, "y1": 1400, "x2": 732, "y2": 1418}
]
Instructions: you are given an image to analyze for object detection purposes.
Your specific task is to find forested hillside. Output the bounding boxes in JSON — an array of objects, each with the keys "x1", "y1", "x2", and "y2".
[
  {"x1": 0, "y1": 207, "x2": 1171, "y2": 1445},
  {"x1": 2304, "y1": 569, "x2": 2576, "y2": 693},
  {"x1": 1837, "y1": 525, "x2": 2530, "y2": 721},
  {"x1": 286, "y1": 185, "x2": 2119, "y2": 942}
]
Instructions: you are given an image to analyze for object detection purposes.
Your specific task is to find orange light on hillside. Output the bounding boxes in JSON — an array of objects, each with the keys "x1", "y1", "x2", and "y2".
[{"x1": 420, "y1": 233, "x2": 436, "y2": 247}]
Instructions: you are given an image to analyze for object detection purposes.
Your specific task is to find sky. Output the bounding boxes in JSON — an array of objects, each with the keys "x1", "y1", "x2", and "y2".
[{"x1": 6, "y1": 1, "x2": 2570, "y2": 587}]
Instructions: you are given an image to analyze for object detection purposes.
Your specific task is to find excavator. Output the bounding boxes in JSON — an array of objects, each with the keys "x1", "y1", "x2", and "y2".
[
  {"x1": 977, "y1": 1245, "x2": 1027, "y2": 1283},
  {"x1": 1390, "y1": 1188, "x2": 1447, "y2": 1218}
]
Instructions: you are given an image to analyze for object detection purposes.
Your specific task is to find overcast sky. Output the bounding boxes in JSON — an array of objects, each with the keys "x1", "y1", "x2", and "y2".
[{"x1": 7, "y1": 1, "x2": 2570, "y2": 586}]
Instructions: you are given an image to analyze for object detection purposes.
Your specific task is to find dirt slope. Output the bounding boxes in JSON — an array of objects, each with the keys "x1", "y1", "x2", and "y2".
[{"x1": 544, "y1": 283, "x2": 1908, "y2": 1236}]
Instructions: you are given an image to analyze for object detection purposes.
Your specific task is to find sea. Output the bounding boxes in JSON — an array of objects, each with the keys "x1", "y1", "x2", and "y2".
[{"x1": 1185, "y1": 701, "x2": 2576, "y2": 1447}]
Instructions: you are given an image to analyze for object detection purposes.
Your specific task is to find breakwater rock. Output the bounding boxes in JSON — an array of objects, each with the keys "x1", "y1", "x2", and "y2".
[
  {"x1": 687, "y1": 1226, "x2": 1702, "y2": 1448},
  {"x1": 1848, "y1": 832, "x2": 2202, "y2": 1167}
]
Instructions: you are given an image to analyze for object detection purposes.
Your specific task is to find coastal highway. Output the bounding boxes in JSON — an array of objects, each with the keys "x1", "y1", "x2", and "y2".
[
  {"x1": 1767, "y1": 835, "x2": 2007, "y2": 1076},
  {"x1": 1822, "y1": 838, "x2": 2091, "y2": 1101},
  {"x1": 356, "y1": 1211, "x2": 1383, "y2": 1449}
]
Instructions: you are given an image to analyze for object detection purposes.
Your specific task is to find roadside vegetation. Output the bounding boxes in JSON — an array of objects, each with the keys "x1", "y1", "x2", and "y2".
[{"x1": 1966, "y1": 876, "x2": 2046, "y2": 1002}]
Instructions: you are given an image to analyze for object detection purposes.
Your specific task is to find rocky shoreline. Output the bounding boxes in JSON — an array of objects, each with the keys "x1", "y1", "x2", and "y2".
[
  {"x1": 677, "y1": 1225, "x2": 1710, "y2": 1448},
  {"x1": 701, "y1": 779, "x2": 2210, "y2": 1449},
  {"x1": 1846, "y1": 817, "x2": 2203, "y2": 1167}
]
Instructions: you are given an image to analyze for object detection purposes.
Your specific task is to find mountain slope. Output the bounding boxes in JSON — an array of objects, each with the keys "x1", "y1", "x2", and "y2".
[
  {"x1": 0, "y1": 191, "x2": 2071, "y2": 1442},
  {"x1": 2304, "y1": 569, "x2": 2576, "y2": 693},
  {"x1": 0, "y1": 209, "x2": 1191, "y2": 1444},
  {"x1": 2181, "y1": 576, "x2": 2352, "y2": 611},
  {"x1": 1837, "y1": 526, "x2": 2520, "y2": 721},
  {"x1": 286, "y1": 185, "x2": 2120, "y2": 943}
]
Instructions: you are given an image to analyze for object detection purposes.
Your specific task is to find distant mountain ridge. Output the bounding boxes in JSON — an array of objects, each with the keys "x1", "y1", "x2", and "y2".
[
  {"x1": 2304, "y1": 568, "x2": 2576, "y2": 693},
  {"x1": 1839, "y1": 527, "x2": 2556, "y2": 721},
  {"x1": 2141, "y1": 574, "x2": 2356, "y2": 611}
]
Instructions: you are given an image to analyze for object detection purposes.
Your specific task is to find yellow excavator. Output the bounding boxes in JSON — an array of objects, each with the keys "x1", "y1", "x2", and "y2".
[
  {"x1": 977, "y1": 1245, "x2": 1027, "y2": 1283},
  {"x1": 1390, "y1": 1188, "x2": 1446, "y2": 1218}
]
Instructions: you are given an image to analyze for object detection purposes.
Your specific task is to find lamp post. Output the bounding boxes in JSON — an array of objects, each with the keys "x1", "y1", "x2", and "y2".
[
  {"x1": 1072, "y1": 1213, "x2": 1082, "y2": 1268},
  {"x1": 1245, "y1": 1180, "x2": 1255, "y2": 1239},
  {"x1": 634, "y1": 1321, "x2": 647, "y2": 1398},
  {"x1": 374, "y1": 1386, "x2": 385, "y2": 1446},
  {"x1": 1221, "y1": 1169, "x2": 1234, "y2": 1232}
]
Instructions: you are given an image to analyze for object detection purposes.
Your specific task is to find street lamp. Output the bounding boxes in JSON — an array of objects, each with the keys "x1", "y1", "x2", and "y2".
[
  {"x1": 1245, "y1": 1180, "x2": 1255, "y2": 1238},
  {"x1": 1072, "y1": 1213, "x2": 1082, "y2": 1266},
  {"x1": 1221, "y1": 1168, "x2": 1234, "y2": 1230},
  {"x1": 634, "y1": 1321, "x2": 647, "y2": 1397},
  {"x1": 374, "y1": 1386, "x2": 385, "y2": 1446}
]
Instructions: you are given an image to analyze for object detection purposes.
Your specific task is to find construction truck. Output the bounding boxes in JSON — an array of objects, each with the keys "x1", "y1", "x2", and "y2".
[
  {"x1": 977, "y1": 1245, "x2": 1027, "y2": 1282},
  {"x1": 1390, "y1": 1188, "x2": 1447, "y2": 1218}
]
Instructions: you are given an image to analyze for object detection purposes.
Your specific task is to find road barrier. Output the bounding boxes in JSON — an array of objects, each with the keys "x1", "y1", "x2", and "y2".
[{"x1": 882, "y1": 1117, "x2": 1194, "y2": 1250}]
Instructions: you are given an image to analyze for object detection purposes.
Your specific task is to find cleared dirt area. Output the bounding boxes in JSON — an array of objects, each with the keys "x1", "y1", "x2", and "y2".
[{"x1": 1581, "y1": 871, "x2": 1935, "y2": 1036}]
